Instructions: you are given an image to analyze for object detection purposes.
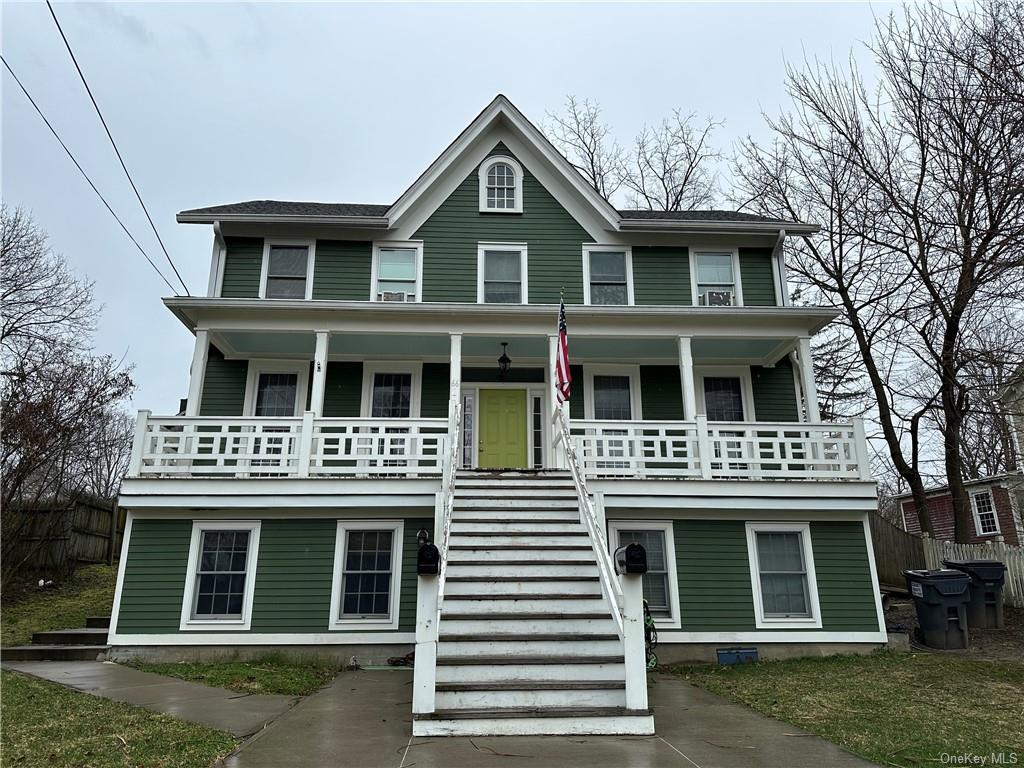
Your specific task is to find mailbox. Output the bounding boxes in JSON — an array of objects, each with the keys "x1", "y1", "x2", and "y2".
[
  {"x1": 614, "y1": 542, "x2": 648, "y2": 575},
  {"x1": 417, "y1": 542, "x2": 440, "y2": 575}
]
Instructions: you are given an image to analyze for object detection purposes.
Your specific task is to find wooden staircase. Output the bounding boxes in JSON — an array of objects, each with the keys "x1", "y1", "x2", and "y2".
[{"x1": 412, "y1": 470, "x2": 654, "y2": 736}]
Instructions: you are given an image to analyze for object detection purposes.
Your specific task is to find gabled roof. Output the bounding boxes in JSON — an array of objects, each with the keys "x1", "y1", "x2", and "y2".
[{"x1": 176, "y1": 95, "x2": 818, "y2": 236}]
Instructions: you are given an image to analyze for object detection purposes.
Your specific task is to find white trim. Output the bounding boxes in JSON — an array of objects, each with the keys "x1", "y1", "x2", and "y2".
[
  {"x1": 970, "y1": 488, "x2": 1001, "y2": 536},
  {"x1": 861, "y1": 516, "x2": 888, "y2": 633},
  {"x1": 259, "y1": 239, "x2": 316, "y2": 300},
  {"x1": 242, "y1": 360, "x2": 310, "y2": 417},
  {"x1": 328, "y1": 520, "x2": 404, "y2": 631},
  {"x1": 477, "y1": 243, "x2": 529, "y2": 304},
  {"x1": 108, "y1": 511, "x2": 134, "y2": 636},
  {"x1": 582, "y1": 245, "x2": 634, "y2": 306},
  {"x1": 370, "y1": 240, "x2": 424, "y2": 303},
  {"x1": 744, "y1": 522, "x2": 822, "y2": 630},
  {"x1": 360, "y1": 362, "x2": 423, "y2": 418},
  {"x1": 690, "y1": 248, "x2": 743, "y2": 307},
  {"x1": 656, "y1": 630, "x2": 887, "y2": 644},
  {"x1": 179, "y1": 520, "x2": 261, "y2": 631},
  {"x1": 583, "y1": 364, "x2": 643, "y2": 421},
  {"x1": 208, "y1": 223, "x2": 226, "y2": 297},
  {"x1": 607, "y1": 519, "x2": 680, "y2": 629},
  {"x1": 693, "y1": 365, "x2": 756, "y2": 421},
  {"x1": 478, "y1": 155, "x2": 524, "y2": 214},
  {"x1": 109, "y1": 631, "x2": 416, "y2": 646}
]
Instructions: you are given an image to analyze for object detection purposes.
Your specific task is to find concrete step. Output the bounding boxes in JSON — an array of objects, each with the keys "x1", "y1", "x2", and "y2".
[
  {"x1": 86, "y1": 617, "x2": 110, "y2": 629},
  {"x1": 446, "y1": 562, "x2": 599, "y2": 577},
  {"x1": 0, "y1": 645, "x2": 108, "y2": 662},
  {"x1": 435, "y1": 661, "x2": 627, "y2": 683},
  {"x1": 438, "y1": 638, "x2": 623, "y2": 656},
  {"x1": 435, "y1": 687, "x2": 626, "y2": 710},
  {"x1": 445, "y1": 578, "x2": 599, "y2": 596},
  {"x1": 441, "y1": 597, "x2": 607, "y2": 614},
  {"x1": 31, "y1": 627, "x2": 108, "y2": 645},
  {"x1": 440, "y1": 615, "x2": 617, "y2": 635}
]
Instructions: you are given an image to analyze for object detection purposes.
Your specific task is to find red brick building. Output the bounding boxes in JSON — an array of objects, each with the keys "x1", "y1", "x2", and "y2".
[{"x1": 898, "y1": 474, "x2": 1024, "y2": 545}]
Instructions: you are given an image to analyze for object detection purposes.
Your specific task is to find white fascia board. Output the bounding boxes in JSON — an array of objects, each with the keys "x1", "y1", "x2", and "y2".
[
  {"x1": 617, "y1": 219, "x2": 819, "y2": 235},
  {"x1": 176, "y1": 213, "x2": 390, "y2": 228},
  {"x1": 592, "y1": 478, "x2": 878, "y2": 500},
  {"x1": 109, "y1": 632, "x2": 415, "y2": 646},
  {"x1": 598, "y1": 499, "x2": 877, "y2": 516}
]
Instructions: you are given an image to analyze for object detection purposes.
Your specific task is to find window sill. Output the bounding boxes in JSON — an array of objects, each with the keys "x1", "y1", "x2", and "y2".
[
  {"x1": 754, "y1": 617, "x2": 823, "y2": 630},
  {"x1": 179, "y1": 619, "x2": 251, "y2": 631},
  {"x1": 329, "y1": 618, "x2": 399, "y2": 631}
]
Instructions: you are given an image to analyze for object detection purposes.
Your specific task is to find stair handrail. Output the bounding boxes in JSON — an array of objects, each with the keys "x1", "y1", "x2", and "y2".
[
  {"x1": 434, "y1": 394, "x2": 462, "y2": 620},
  {"x1": 556, "y1": 407, "x2": 625, "y2": 639}
]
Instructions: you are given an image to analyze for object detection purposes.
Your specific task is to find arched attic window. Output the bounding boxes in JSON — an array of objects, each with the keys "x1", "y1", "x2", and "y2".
[{"x1": 478, "y1": 156, "x2": 524, "y2": 213}]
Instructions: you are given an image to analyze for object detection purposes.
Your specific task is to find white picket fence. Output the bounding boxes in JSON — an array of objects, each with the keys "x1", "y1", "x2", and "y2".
[{"x1": 922, "y1": 535, "x2": 1024, "y2": 608}]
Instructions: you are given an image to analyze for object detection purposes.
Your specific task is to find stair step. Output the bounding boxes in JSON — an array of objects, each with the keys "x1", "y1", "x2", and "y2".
[
  {"x1": 86, "y1": 617, "x2": 111, "y2": 629},
  {"x1": 445, "y1": 593, "x2": 601, "y2": 600},
  {"x1": 447, "y1": 560, "x2": 597, "y2": 567},
  {"x1": 449, "y1": 545, "x2": 592, "y2": 551},
  {"x1": 450, "y1": 530, "x2": 587, "y2": 538},
  {"x1": 436, "y1": 687, "x2": 626, "y2": 709},
  {"x1": 442, "y1": 597, "x2": 606, "y2": 614},
  {"x1": 439, "y1": 633, "x2": 618, "y2": 642},
  {"x1": 436, "y1": 660, "x2": 626, "y2": 684},
  {"x1": 456, "y1": 471, "x2": 571, "y2": 479},
  {"x1": 457, "y1": 489, "x2": 578, "y2": 499},
  {"x1": 446, "y1": 576, "x2": 599, "y2": 582},
  {"x1": 453, "y1": 508, "x2": 580, "y2": 518},
  {"x1": 446, "y1": 580, "x2": 600, "y2": 596},
  {"x1": 32, "y1": 628, "x2": 108, "y2": 645},
  {"x1": 416, "y1": 706, "x2": 650, "y2": 720},
  {"x1": 452, "y1": 518, "x2": 581, "y2": 525},
  {"x1": 436, "y1": 680, "x2": 625, "y2": 691},
  {"x1": 454, "y1": 501, "x2": 580, "y2": 511},
  {"x1": 0, "y1": 645, "x2": 108, "y2": 662},
  {"x1": 442, "y1": 612, "x2": 612, "y2": 620},
  {"x1": 437, "y1": 655, "x2": 624, "y2": 666},
  {"x1": 441, "y1": 616, "x2": 618, "y2": 635}
]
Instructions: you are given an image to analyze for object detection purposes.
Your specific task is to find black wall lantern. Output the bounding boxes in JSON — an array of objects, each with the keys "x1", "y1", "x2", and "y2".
[{"x1": 497, "y1": 342, "x2": 511, "y2": 380}]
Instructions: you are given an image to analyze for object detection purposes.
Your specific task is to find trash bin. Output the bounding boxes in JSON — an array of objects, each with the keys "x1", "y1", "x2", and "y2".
[
  {"x1": 942, "y1": 559, "x2": 1006, "y2": 629},
  {"x1": 903, "y1": 569, "x2": 970, "y2": 649}
]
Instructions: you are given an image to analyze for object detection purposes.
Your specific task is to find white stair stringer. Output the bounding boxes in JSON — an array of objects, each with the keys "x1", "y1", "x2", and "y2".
[{"x1": 413, "y1": 470, "x2": 655, "y2": 737}]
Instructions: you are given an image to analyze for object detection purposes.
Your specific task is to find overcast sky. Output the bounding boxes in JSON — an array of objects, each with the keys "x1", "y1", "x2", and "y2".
[{"x1": 2, "y1": 1, "x2": 886, "y2": 414}]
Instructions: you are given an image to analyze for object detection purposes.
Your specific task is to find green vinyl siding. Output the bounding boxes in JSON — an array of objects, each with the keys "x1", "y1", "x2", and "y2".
[
  {"x1": 313, "y1": 240, "x2": 372, "y2": 300},
  {"x1": 251, "y1": 519, "x2": 336, "y2": 632},
  {"x1": 115, "y1": 519, "x2": 191, "y2": 633},
  {"x1": 633, "y1": 246, "x2": 691, "y2": 305},
  {"x1": 322, "y1": 362, "x2": 362, "y2": 417},
  {"x1": 220, "y1": 237, "x2": 263, "y2": 298},
  {"x1": 751, "y1": 357, "x2": 800, "y2": 422},
  {"x1": 639, "y1": 366, "x2": 684, "y2": 420},
  {"x1": 739, "y1": 247, "x2": 777, "y2": 306},
  {"x1": 672, "y1": 518, "x2": 879, "y2": 632},
  {"x1": 415, "y1": 143, "x2": 591, "y2": 304},
  {"x1": 199, "y1": 346, "x2": 247, "y2": 416},
  {"x1": 421, "y1": 363, "x2": 450, "y2": 418},
  {"x1": 398, "y1": 519, "x2": 432, "y2": 630}
]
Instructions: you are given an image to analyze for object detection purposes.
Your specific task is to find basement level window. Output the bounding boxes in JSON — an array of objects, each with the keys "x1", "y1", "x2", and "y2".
[
  {"x1": 180, "y1": 521, "x2": 261, "y2": 631},
  {"x1": 329, "y1": 521, "x2": 404, "y2": 630}
]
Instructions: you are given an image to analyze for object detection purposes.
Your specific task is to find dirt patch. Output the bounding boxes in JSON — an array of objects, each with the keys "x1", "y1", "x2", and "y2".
[{"x1": 885, "y1": 596, "x2": 1024, "y2": 663}]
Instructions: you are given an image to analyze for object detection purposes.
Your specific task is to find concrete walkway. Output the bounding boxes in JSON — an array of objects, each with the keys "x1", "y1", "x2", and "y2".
[
  {"x1": 225, "y1": 669, "x2": 879, "y2": 768},
  {"x1": 2, "y1": 661, "x2": 297, "y2": 738}
]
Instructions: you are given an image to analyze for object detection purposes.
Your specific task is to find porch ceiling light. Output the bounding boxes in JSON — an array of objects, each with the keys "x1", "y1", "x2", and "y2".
[{"x1": 498, "y1": 342, "x2": 511, "y2": 380}]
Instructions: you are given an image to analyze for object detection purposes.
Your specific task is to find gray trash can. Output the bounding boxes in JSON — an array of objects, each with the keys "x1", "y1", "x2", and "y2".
[
  {"x1": 942, "y1": 559, "x2": 1006, "y2": 629},
  {"x1": 903, "y1": 569, "x2": 970, "y2": 649}
]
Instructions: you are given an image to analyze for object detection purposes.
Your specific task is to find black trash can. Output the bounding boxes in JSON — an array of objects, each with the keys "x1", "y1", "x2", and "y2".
[
  {"x1": 942, "y1": 559, "x2": 1006, "y2": 629},
  {"x1": 903, "y1": 569, "x2": 970, "y2": 649}
]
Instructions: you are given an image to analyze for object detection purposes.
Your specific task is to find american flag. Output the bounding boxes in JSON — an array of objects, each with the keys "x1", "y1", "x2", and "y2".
[{"x1": 555, "y1": 298, "x2": 572, "y2": 403}]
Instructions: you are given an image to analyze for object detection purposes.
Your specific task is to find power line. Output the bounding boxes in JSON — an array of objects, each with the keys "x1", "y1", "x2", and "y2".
[
  {"x1": 2, "y1": 56, "x2": 180, "y2": 295},
  {"x1": 46, "y1": 0, "x2": 191, "y2": 296}
]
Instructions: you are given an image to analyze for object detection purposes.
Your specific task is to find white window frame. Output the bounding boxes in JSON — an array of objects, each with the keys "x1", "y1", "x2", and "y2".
[
  {"x1": 369, "y1": 240, "x2": 424, "y2": 303},
  {"x1": 329, "y1": 520, "x2": 404, "y2": 630},
  {"x1": 690, "y1": 249, "x2": 743, "y2": 307},
  {"x1": 361, "y1": 362, "x2": 423, "y2": 418},
  {"x1": 259, "y1": 239, "x2": 316, "y2": 300},
  {"x1": 970, "y1": 489, "x2": 1001, "y2": 536},
  {"x1": 477, "y1": 243, "x2": 529, "y2": 304},
  {"x1": 583, "y1": 365, "x2": 643, "y2": 421},
  {"x1": 478, "y1": 155, "x2": 524, "y2": 214},
  {"x1": 607, "y1": 520, "x2": 680, "y2": 628},
  {"x1": 694, "y1": 366, "x2": 756, "y2": 422},
  {"x1": 180, "y1": 520, "x2": 261, "y2": 631},
  {"x1": 242, "y1": 360, "x2": 309, "y2": 417},
  {"x1": 582, "y1": 245, "x2": 634, "y2": 306},
  {"x1": 745, "y1": 522, "x2": 822, "y2": 629}
]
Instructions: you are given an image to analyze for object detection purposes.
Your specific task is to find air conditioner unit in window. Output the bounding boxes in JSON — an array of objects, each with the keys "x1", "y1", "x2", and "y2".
[
  {"x1": 701, "y1": 290, "x2": 734, "y2": 306},
  {"x1": 380, "y1": 291, "x2": 413, "y2": 302}
]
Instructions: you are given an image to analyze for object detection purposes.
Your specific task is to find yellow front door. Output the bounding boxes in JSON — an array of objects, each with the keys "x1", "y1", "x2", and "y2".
[{"x1": 478, "y1": 389, "x2": 528, "y2": 469}]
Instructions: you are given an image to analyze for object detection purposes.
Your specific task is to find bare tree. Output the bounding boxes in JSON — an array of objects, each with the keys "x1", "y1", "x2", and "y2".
[{"x1": 545, "y1": 96, "x2": 625, "y2": 200}]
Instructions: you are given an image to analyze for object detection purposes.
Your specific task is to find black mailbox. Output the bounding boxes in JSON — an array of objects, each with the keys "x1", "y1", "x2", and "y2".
[
  {"x1": 614, "y1": 542, "x2": 648, "y2": 575},
  {"x1": 417, "y1": 542, "x2": 440, "y2": 575}
]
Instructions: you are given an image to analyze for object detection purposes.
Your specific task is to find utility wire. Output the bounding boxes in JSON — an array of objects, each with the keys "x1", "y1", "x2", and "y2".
[
  {"x1": 46, "y1": 0, "x2": 191, "y2": 296},
  {"x1": 2, "y1": 56, "x2": 180, "y2": 295}
]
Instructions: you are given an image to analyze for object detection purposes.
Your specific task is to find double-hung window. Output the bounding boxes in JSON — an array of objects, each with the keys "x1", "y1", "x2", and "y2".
[
  {"x1": 254, "y1": 373, "x2": 300, "y2": 417},
  {"x1": 180, "y1": 521, "x2": 261, "y2": 630},
  {"x1": 971, "y1": 490, "x2": 1000, "y2": 535},
  {"x1": 593, "y1": 375, "x2": 633, "y2": 420},
  {"x1": 479, "y1": 245, "x2": 527, "y2": 303},
  {"x1": 372, "y1": 244, "x2": 421, "y2": 302},
  {"x1": 330, "y1": 521, "x2": 404, "y2": 629},
  {"x1": 608, "y1": 521, "x2": 679, "y2": 626},
  {"x1": 745, "y1": 523, "x2": 821, "y2": 628},
  {"x1": 694, "y1": 252, "x2": 739, "y2": 306},
  {"x1": 585, "y1": 247, "x2": 631, "y2": 305},
  {"x1": 371, "y1": 373, "x2": 412, "y2": 418},
  {"x1": 263, "y1": 243, "x2": 312, "y2": 299},
  {"x1": 702, "y1": 377, "x2": 746, "y2": 421}
]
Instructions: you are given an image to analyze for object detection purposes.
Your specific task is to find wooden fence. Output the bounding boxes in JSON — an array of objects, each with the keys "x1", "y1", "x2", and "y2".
[
  {"x1": 868, "y1": 513, "x2": 926, "y2": 588},
  {"x1": 13, "y1": 497, "x2": 123, "y2": 572},
  {"x1": 923, "y1": 535, "x2": 1024, "y2": 608}
]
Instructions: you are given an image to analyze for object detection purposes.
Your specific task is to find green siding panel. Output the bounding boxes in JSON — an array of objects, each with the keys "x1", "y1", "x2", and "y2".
[
  {"x1": 810, "y1": 521, "x2": 880, "y2": 631},
  {"x1": 751, "y1": 358, "x2": 799, "y2": 422},
  {"x1": 399, "y1": 519, "x2": 432, "y2": 631},
  {"x1": 640, "y1": 366, "x2": 683, "y2": 420},
  {"x1": 421, "y1": 363, "x2": 450, "y2": 418},
  {"x1": 313, "y1": 240, "x2": 372, "y2": 300},
  {"x1": 199, "y1": 346, "x2": 247, "y2": 416},
  {"x1": 739, "y1": 248, "x2": 777, "y2": 307},
  {"x1": 322, "y1": 362, "x2": 363, "y2": 417},
  {"x1": 116, "y1": 519, "x2": 192, "y2": 633},
  {"x1": 220, "y1": 237, "x2": 263, "y2": 298},
  {"x1": 251, "y1": 519, "x2": 336, "y2": 632},
  {"x1": 415, "y1": 143, "x2": 591, "y2": 305},
  {"x1": 633, "y1": 247, "x2": 691, "y2": 305}
]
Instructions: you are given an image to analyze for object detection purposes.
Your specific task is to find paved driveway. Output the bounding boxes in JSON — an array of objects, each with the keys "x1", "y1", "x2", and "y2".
[{"x1": 224, "y1": 669, "x2": 879, "y2": 768}]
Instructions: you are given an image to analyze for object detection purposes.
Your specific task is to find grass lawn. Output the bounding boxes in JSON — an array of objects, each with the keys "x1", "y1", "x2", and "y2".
[
  {"x1": 1, "y1": 670, "x2": 238, "y2": 768},
  {"x1": 1, "y1": 564, "x2": 117, "y2": 647},
  {"x1": 127, "y1": 653, "x2": 342, "y2": 696},
  {"x1": 674, "y1": 650, "x2": 1024, "y2": 768}
]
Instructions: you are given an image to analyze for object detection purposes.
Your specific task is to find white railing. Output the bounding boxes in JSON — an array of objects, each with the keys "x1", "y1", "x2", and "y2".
[
  {"x1": 128, "y1": 410, "x2": 448, "y2": 479},
  {"x1": 571, "y1": 416, "x2": 871, "y2": 482},
  {"x1": 434, "y1": 397, "x2": 462, "y2": 616}
]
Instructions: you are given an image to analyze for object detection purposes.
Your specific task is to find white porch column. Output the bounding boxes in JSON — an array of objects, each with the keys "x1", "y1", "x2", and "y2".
[
  {"x1": 677, "y1": 335, "x2": 697, "y2": 421},
  {"x1": 412, "y1": 574, "x2": 439, "y2": 714},
  {"x1": 310, "y1": 331, "x2": 330, "y2": 416},
  {"x1": 620, "y1": 572, "x2": 649, "y2": 711},
  {"x1": 448, "y1": 333, "x2": 462, "y2": 423},
  {"x1": 797, "y1": 336, "x2": 821, "y2": 422},
  {"x1": 185, "y1": 330, "x2": 209, "y2": 417}
]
